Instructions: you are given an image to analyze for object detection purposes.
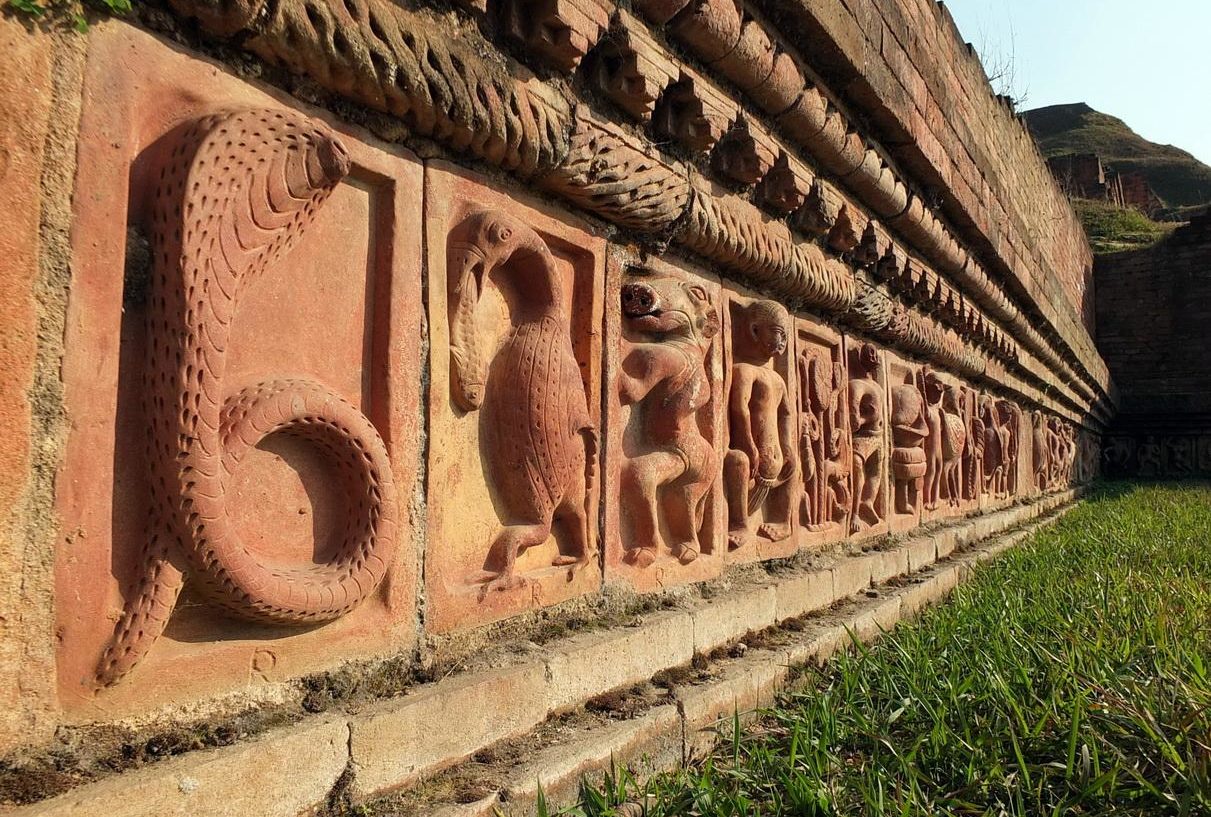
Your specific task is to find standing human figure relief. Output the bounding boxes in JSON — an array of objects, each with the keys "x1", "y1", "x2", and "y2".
[
  {"x1": 724, "y1": 300, "x2": 797, "y2": 550},
  {"x1": 939, "y1": 384, "x2": 967, "y2": 506},
  {"x1": 96, "y1": 109, "x2": 399, "y2": 689},
  {"x1": 966, "y1": 390, "x2": 985, "y2": 501},
  {"x1": 799, "y1": 349, "x2": 848, "y2": 530},
  {"x1": 447, "y1": 210, "x2": 597, "y2": 591},
  {"x1": 618, "y1": 274, "x2": 720, "y2": 568},
  {"x1": 1046, "y1": 416, "x2": 1065, "y2": 487},
  {"x1": 997, "y1": 400, "x2": 1020, "y2": 495},
  {"x1": 919, "y1": 368, "x2": 945, "y2": 511},
  {"x1": 848, "y1": 342, "x2": 885, "y2": 533},
  {"x1": 1032, "y1": 412, "x2": 1050, "y2": 491}
]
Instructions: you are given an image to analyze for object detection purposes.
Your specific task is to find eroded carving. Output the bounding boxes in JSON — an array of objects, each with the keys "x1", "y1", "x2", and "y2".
[
  {"x1": 618, "y1": 272, "x2": 721, "y2": 567},
  {"x1": 501, "y1": 0, "x2": 611, "y2": 73},
  {"x1": 97, "y1": 109, "x2": 398, "y2": 688},
  {"x1": 541, "y1": 112, "x2": 691, "y2": 231},
  {"x1": 590, "y1": 11, "x2": 678, "y2": 121},
  {"x1": 712, "y1": 119, "x2": 777, "y2": 186},
  {"x1": 754, "y1": 154, "x2": 807, "y2": 217},
  {"x1": 724, "y1": 300, "x2": 795, "y2": 552},
  {"x1": 190, "y1": 0, "x2": 573, "y2": 177},
  {"x1": 653, "y1": 72, "x2": 737, "y2": 154},
  {"x1": 447, "y1": 210, "x2": 596, "y2": 590},
  {"x1": 847, "y1": 342, "x2": 886, "y2": 533},
  {"x1": 1137, "y1": 435, "x2": 1163, "y2": 478}
]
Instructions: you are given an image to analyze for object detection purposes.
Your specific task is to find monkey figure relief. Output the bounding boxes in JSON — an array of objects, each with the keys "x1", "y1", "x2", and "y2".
[
  {"x1": 723, "y1": 300, "x2": 796, "y2": 551},
  {"x1": 848, "y1": 342, "x2": 886, "y2": 533},
  {"x1": 618, "y1": 274, "x2": 720, "y2": 568},
  {"x1": 799, "y1": 347, "x2": 849, "y2": 532},
  {"x1": 447, "y1": 210, "x2": 597, "y2": 592}
]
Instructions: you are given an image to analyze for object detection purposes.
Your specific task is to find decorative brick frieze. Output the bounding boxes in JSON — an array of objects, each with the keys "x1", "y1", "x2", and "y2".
[
  {"x1": 711, "y1": 116, "x2": 779, "y2": 186},
  {"x1": 160, "y1": 0, "x2": 1106, "y2": 423},
  {"x1": 653, "y1": 68, "x2": 739, "y2": 154},
  {"x1": 590, "y1": 10, "x2": 679, "y2": 122},
  {"x1": 500, "y1": 0, "x2": 613, "y2": 73},
  {"x1": 756, "y1": 151, "x2": 815, "y2": 215},
  {"x1": 540, "y1": 110, "x2": 692, "y2": 231},
  {"x1": 668, "y1": 0, "x2": 743, "y2": 62},
  {"x1": 425, "y1": 162, "x2": 606, "y2": 631},
  {"x1": 625, "y1": 0, "x2": 1108, "y2": 405}
]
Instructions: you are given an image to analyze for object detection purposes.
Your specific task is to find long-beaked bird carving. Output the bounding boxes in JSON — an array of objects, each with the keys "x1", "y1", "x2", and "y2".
[
  {"x1": 447, "y1": 210, "x2": 596, "y2": 591},
  {"x1": 95, "y1": 109, "x2": 398, "y2": 688}
]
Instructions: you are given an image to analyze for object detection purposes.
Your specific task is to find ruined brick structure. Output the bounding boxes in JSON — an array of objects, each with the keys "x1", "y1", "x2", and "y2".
[
  {"x1": 0, "y1": 0, "x2": 1113, "y2": 813},
  {"x1": 1047, "y1": 152, "x2": 1163, "y2": 216},
  {"x1": 1098, "y1": 212, "x2": 1211, "y2": 477}
]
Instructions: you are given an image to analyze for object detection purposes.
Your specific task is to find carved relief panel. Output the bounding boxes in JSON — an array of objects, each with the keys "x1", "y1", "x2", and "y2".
[
  {"x1": 425, "y1": 162, "x2": 604, "y2": 631},
  {"x1": 722, "y1": 290, "x2": 798, "y2": 562},
  {"x1": 56, "y1": 28, "x2": 421, "y2": 717},
  {"x1": 1197, "y1": 437, "x2": 1211, "y2": 473},
  {"x1": 887, "y1": 354, "x2": 926, "y2": 531},
  {"x1": 1075, "y1": 428, "x2": 1100, "y2": 485},
  {"x1": 1167, "y1": 436, "x2": 1195, "y2": 476},
  {"x1": 978, "y1": 396, "x2": 1020, "y2": 504},
  {"x1": 605, "y1": 255, "x2": 726, "y2": 591},
  {"x1": 795, "y1": 318, "x2": 850, "y2": 550},
  {"x1": 1103, "y1": 434, "x2": 1137, "y2": 478},
  {"x1": 844, "y1": 339, "x2": 889, "y2": 539},
  {"x1": 919, "y1": 369, "x2": 975, "y2": 521}
]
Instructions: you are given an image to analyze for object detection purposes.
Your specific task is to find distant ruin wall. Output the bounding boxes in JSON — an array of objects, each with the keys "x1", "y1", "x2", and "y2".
[
  {"x1": 0, "y1": 0, "x2": 1110, "y2": 811},
  {"x1": 1047, "y1": 153, "x2": 1163, "y2": 217},
  {"x1": 1098, "y1": 213, "x2": 1211, "y2": 477}
]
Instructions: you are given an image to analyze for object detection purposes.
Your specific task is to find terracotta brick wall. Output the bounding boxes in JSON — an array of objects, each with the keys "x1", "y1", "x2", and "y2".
[
  {"x1": 1098, "y1": 213, "x2": 1211, "y2": 476},
  {"x1": 766, "y1": 0, "x2": 1102, "y2": 375},
  {"x1": 0, "y1": 0, "x2": 1113, "y2": 808}
]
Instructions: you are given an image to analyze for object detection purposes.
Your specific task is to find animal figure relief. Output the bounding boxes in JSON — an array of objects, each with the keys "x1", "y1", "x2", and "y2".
[
  {"x1": 938, "y1": 383, "x2": 967, "y2": 507},
  {"x1": 890, "y1": 376, "x2": 928, "y2": 516},
  {"x1": 96, "y1": 109, "x2": 399, "y2": 689},
  {"x1": 724, "y1": 300, "x2": 796, "y2": 551},
  {"x1": 618, "y1": 273, "x2": 720, "y2": 568},
  {"x1": 848, "y1": 342, "x2": 885, "y2": 533},
  {"x1": 447, "y1": 210, "x2": 597, "y2": 592},
  {"x1": 799, "y1": 346, "x2": 849, "y2": 531},
  {"x1": 981, "y1": 399, "x2": 1015, "y2": 497}
]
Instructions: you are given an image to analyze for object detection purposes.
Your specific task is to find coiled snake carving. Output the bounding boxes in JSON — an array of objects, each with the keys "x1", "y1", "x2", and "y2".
[{"x1": 95, "y1": 109, "x2": 398, "y2": 688}]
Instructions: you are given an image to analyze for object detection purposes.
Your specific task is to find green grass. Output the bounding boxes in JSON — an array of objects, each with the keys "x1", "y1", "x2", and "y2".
[
  {"x1": 566, "y1": 483, "x2": 1211, "y2": 816},
  {"x1": 1072, "y1": 199, "x2": 1177, "y2": 254}
]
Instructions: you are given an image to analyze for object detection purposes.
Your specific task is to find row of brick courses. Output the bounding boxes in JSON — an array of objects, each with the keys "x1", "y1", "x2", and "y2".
[
  {"x1": 764, "y1": 0, "x2": 1106, "y2": 399},
  {"x1": 1096, "y1": 214, "x2": 1211, "y2": 418}
]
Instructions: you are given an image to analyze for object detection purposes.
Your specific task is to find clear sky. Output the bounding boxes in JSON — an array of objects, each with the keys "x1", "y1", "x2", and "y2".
[{"x1": 943, "y1": 0, "x2": 1211, "y2": 166}]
